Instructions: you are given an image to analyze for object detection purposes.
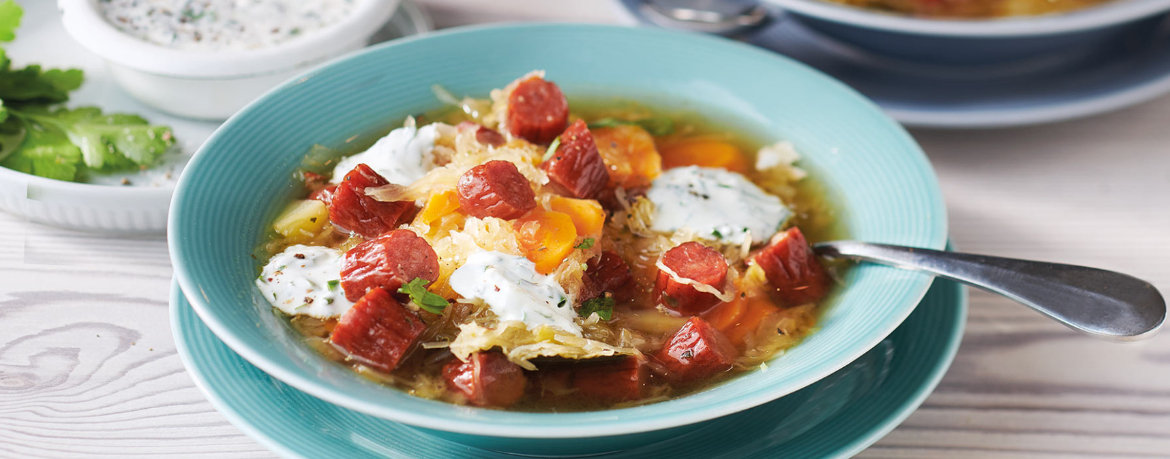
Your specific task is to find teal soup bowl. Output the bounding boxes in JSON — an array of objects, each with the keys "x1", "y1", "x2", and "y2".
[{"x1": 169, "y1": 24, "x2": 947, "y2": 455}]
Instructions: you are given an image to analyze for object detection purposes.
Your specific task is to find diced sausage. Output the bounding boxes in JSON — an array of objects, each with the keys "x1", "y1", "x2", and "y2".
[
  {"x1": 303, "y1": 171, "x2": 336, "y2": 205},
  {"x1": 569, "y1": 355, "x2": 647, "y2": 403},
  {"x1": 457, "y1": 121, "x2": 506, "y2": 147},
  {"x1": 303, "y1": 171, "x2": 328, "y2": 191},
  {"x1": 580, "y1": 251, "x2": 635, "y2": 304},
  {"x1": 456, "y1": 160, "x2": 537, "y2": 220},
  {"x1": 534, "y1": 356, "x2": 647, "y2": 403},
  {"x1": 655, "y1": 317, "x2": 737, "y2": 382},
  {"x1": 309, "y1": 184, "x2": 337, "y2": 206},
  {"x1": 329, "y1": 163, "x2": 414, "y2": 237},
  {"x1": 341, "y1": 229, "x2": 440, "y2": 302},
  {"x1": 476, "y1": 127, "x2": 506, "y2": 147},
  {"x1": 753, "y1": 227, "x2": 831, "y2": 306},
  {"x1": 541, "y1": 120, "x2": 609, "y2": 200},
  {"x1": 330, "y1": 287, "x2": 426, "y2": 373},
  {"x1": 653, "y1": 242, "x2": 729, "y2": 315},
  {"x1": 506, "y1": 76, "x2": 569, "y2": 144},
  {"x1": 443, "y1": 351, "x2": 528, "y2": 408}
]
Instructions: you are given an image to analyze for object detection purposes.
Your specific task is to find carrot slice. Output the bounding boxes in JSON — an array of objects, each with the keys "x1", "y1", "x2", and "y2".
[
  {"x1": 548, "y1": 196, "x2": 605, "y2": 239},
  {"x1": 415, "y1": 190, "x2": 462, "y2": 226},
  {"x1": 660, "y1": 139, "x2": 749, "y2": 174},
  {"x1": 593, "y1": 124, "x2": 662, "y2": 189},
  {"x1": 702, "y1": 294, "x2": 779, "y2": 347},
  {"x1": 514, "y1": 208, "x2": 578, "y2": 274}
]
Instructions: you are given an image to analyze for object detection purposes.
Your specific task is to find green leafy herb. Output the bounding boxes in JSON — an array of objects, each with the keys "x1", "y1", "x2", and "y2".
[
  {"x1": 0, "y1": 0, "x2": 20, "y2": 42},
  {"x1": 327, "y1": 280, "x2": 340, "y2": 290},
  {"x1": 398, "y1": 277, "x2": 449, "y2": 314},
  {"x1": 586, "y1": 116, "x2": 675, "y2": 136},
  {"x1": 0, "y1": 1, "x2": 175, "y2": 181},
  {"x1": 578, "y1": 293, "x2": 615, "y2": 321},
  {"x1": 542, "y1": 136, "x2": 561, "y2": 162},
  {"x1": 573, "y1": 238, "x2": 595, "y2": 250}
]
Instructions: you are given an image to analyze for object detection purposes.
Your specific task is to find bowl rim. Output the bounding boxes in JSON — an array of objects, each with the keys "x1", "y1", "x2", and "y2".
[
  {"x1": 764, "y1": 0, "x2": 1170, "y2": 37},
  {"x1": 55, "y1": 0, "x2": 401, "y2": 78},
  {"x1": 168, "y1": 22, "x2": 949, "y2": 439}
]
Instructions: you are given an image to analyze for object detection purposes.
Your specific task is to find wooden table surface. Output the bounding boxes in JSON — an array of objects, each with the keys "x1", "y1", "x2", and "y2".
[{"x1": 2, "y1": 1, "x2": 1168, "y2": 458}]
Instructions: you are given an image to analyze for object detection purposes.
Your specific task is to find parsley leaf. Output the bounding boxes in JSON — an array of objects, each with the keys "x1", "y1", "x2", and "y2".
[
  {"x1": 578, "y1": 293, "x2": 615, "y2": 321},
  {"x1": 0, "y1": 1, "x2": 176, "y2": 181},
  {"x1": 0, "y1": 1, "x2": 20, "y2": 43},
  {"x1": 542, "y1": 136, "x2": 561, "y2": 162},
  {"x1": 3, "y1": 107, "x2": 174, "y2": 170},
  {"x1": 398, "y1": 277, "x2": 449, "y2": 314},
  {"x1": 0, "y1": 115, "x2": 80, "y2": 180},
  {"x1": 0, "y1": 57, "x2": 84, "y2": 104},
  {"x1": 586, "y1": 116, "x2": 675, "y2": 136},
  {"x1": 573, "y1": 238, "x2": 595, "y2": 250},
  {"x1": 327, "y1": 279, "x2": 340, "y2": 290}
]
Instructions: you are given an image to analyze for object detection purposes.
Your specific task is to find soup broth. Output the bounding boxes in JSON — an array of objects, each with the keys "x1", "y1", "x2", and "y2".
[{"x1": 254, "y1": 74, "x2": 847, "y2": 412}]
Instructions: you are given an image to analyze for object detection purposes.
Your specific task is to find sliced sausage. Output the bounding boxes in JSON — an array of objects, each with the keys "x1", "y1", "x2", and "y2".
[
  {"x1": 655, "y1": 317, "x2": 738, "y2": 383},
  {"x1": 753, "y1": 227, "x2": 831, "y2": 306},
  {"x1": 506, "y1": 76, "x2": 569, "y2": 144},
  {"x1": 330, "y1": 287, "x2": 426, "y2": 373},
  {"x1": 541, "y1": 120, "x2": 610, "y2": 200},
  {"x1": 653, "y1": 242, "x2": 729, "y2": 315},
  {"x1": 329, "y1": 163, "x2": 414, "y2": 238},
  {"x1": 580, "y1": 251, "x2": 635, "y2": 305},
  {"x1": 456, "y1": 160, "x2": 536, "y2": 220},
  {"x1": 341, "y1": 229, "x2": 440, "y2": 302},
  {"x1": 443, "y1": 351, "x2": 528, "y2": 408}
]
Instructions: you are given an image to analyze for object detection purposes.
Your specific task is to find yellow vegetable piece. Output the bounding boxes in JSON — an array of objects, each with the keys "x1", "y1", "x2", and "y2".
[
  {"x1": 660, "y1": 138, "x2": 749, "y2": 174},
  {"x1": 273, "y1": 199, "x2": 329, "y2": 244},
  {"x1": 514, "y1": 208, "x2": 577, "y2": 274},
  {"x1": 548, "y1": 196, "x2": 605, "y2": 239},
  {"x1": 593, "y1": 124, "x2": 662, "y2": 189},
  {"x1": 415, "y1": 190, "x2": 462, "y2": 226}
]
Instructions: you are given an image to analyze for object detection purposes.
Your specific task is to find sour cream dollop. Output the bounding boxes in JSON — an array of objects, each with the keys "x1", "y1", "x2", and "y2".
[
  {"x1": 447, "y1": 251, "x2": 581, "y2": 335},
  {"x1": 646, "y1": 166, "x2": 791, "y2": 246},
  {"x1": 330, "y1": 123, "x2": 438, "y2": 186},
  {"x1": 255, "y1": 245, "x2": 354, "y2": 318}
]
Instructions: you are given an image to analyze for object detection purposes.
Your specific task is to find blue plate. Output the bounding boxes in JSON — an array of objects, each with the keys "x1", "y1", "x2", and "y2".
[{"x1": 173, "y1": 276, "x2": 966, "y2": 459}]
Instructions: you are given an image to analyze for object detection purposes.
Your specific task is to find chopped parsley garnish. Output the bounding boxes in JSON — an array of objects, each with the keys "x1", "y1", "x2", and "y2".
[
  {"x1": 398, "y1": 277, "x2": 449, "y2": 314},
  {"x1": 573, "y1": 238, "x2": 595, "y2": 250},
  {"x1": 586, "y1": 116, "x2": 675, "y2": 136},
  {"x1": 327, "y1": 279, "x2": 340, "y2": 290},
  {"x1": 578, "y1": 293, "x2": 615, "y2": 321},
  {"x1": 0, "y1": 1, "x2": 176, "y2": 182},
  {"x1": 542, "y1": 136, "x2": 561, "y2": 162}
]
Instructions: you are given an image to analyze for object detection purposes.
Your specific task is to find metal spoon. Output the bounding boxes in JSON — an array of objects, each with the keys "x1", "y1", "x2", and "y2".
[
  {"x1": 814, "y1": 241, "x2": 1166, "y2": 342},
  {"x1": 634, "y1": 0, "x2": 776, "y2": 36}
]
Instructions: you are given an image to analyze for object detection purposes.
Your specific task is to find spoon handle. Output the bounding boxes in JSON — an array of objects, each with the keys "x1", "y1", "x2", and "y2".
[{"x1": 814, "y1": 241, "x2": 1166, "y2": 341}]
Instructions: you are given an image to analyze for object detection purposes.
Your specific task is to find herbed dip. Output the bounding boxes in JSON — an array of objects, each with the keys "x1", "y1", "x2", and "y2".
[{"x1": 98, "y1": 0, "x2": 360, "y2": 51}]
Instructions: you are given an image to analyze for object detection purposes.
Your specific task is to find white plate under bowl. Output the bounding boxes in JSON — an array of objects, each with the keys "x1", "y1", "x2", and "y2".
[{"x1": 0, "y1": 0, "x2": 431, "y2": 233}]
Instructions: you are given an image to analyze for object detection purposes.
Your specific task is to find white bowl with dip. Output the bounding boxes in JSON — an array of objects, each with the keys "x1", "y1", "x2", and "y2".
[{"x1": 57, "y1": 0, "x2": 401, "y2": 120}]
